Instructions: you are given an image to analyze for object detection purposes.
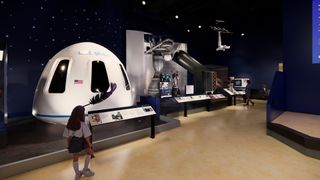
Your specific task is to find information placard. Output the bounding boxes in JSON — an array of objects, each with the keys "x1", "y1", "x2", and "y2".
[
  {"x1": 223, "y1": 88, "x2": 235, "y2": 96},
  {"x1": 175, "y1": 94, "x2": 226, "y2": 103},
  {"x1": 185, "y1": 85, "x2": 194, "y2": 95},
  {"x1": 89, "y1": 106, "x2": 156, "y2": 126}
]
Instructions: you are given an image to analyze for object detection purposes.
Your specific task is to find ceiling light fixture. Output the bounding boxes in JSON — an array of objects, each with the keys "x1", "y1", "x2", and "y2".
[
  {"x1": 142, "y1": 1, "x2": 146, "y2": 5},
  {"x1": 198, "y1": 25, "x2": 202, "y2": 29},
  {"x1": 241, "y1": 33, "x2": 245, "y2": 36},
  {"x1": 175, "y1": 15, "x2": 179, "y2": 19},
  {"x1": 187, "y1": 29, "x2": 190, "y2": 32}
]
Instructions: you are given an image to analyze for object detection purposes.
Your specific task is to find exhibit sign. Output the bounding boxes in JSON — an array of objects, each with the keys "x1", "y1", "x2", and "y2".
[
  {"x1": 175, "y1": 95, "x2": 210, "y2": 103},
  {"x1": 89, "y1": 106, "x2": 156, "y2": 126},
  {"x1": 32, "y1": 42, "x2": 134, "y2": 124},
  {"x1": 223, "y1": 88, "x2": 235, "y2": 96},
  {"x1": 185, "y1": 85, "x2": 194, "y2": 95},
  {"x1": 209, "y1": 94, "x2": 226, "y2": 100},
  {"x1": 175, "y1": 94, "x2": 226, "y2": 103},
  {"x1": 313, "y1": 0, "x2": 320, "y2": 64},
  {"x1": 160, "y1": 82, "x2": 172, "y2": 98}
]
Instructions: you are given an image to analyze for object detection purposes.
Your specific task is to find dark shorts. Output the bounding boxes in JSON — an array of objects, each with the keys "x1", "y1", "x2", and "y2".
[{"x1": 68, "y1": 137, "x2": 88, "y2": 153}]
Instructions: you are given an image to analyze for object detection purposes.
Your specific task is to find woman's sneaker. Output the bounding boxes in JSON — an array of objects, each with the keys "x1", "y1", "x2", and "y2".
[
  {"x1": 75, "y1": 171, "x2": 82, "y2": 180},
  {"x1": 82, "y1": 168, "x2": 95, "y2": 177}
]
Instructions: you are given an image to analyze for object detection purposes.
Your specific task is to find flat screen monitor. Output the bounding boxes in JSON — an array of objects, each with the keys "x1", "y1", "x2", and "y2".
[
  {"x1": 234, "y1": 80, "x2": 242, "y2": 87},
  {"x1": 234, "y1": 78, "x2": 249, "y2": 88}
]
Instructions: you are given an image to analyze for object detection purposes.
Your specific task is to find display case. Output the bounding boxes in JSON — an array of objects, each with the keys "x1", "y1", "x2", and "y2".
[
  {"x1": 174, "y1": 94, "x2": 226, "y2": 117},
  {"x1": 88, "y1": 105, "x2": 157, "y2": 138}
]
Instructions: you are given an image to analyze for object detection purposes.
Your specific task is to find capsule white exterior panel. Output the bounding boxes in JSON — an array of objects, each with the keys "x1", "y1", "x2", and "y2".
[{"x1": 32, "y1": 42, "x2": 134, "y2": 124}]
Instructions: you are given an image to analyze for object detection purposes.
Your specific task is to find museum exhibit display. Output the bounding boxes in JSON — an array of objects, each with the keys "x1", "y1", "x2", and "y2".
[
  {"x1": 172, "y1": 50, "x2": 218, "y2": 94},
  {"x1": 32, "y1": 42, "x2": 134, "y2": 124},
  {"x1": 127, "y1": 30, "x2": 227, "y2": 98},
  {"x1": 159, "y1": 72, "x2": 173, "y2": 98},
  {"x1": 143, "y1": 37, "x2": 188, "y2": 96},
  {"x1": 89, "y1": 105, "x2": 157, "y2": 138},
  {"x1": 1, "y1": 0, "x2": 304, "y2": 178},
  {"x1": 126, "y1": 31, "x2": 230, "y2": 117},
  {"x1": 175, "y1": 94, "x2": 226, "y2": 117},
  {"x1": 222, "y1": 77, "x2": 247, "y2": 105},
  {"x1": 211, "y1": 20, "x2": 231, "y2": 51},
  {"x1": 0, "y1": 40, "x2": 180, "y2": 178}
]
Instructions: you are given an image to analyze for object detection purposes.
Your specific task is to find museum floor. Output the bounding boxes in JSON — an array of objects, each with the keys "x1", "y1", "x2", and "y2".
[{"x1": 7, "y1": 100, "x2": 320, "y2": 180}]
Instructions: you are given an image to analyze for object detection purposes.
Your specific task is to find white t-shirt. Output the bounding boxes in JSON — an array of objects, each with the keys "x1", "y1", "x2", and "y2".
[{"x1": 63, "y1": 121, "x2": 92, "y2": 138}]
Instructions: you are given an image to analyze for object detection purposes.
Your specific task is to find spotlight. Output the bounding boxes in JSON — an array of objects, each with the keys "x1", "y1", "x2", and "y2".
[
  {"x1": 32, "y1": 109, "x2": 37, "y2": 116},
  {"x1": 142, "y1": 1, "x2": 146, "y2": 5},
  {"x1": 241, "y1": 33, "x2": 245, "y2": 36},
  {"x1": 187, "y1": 29, "x2": 190, "y2": 32},
  {"x1": 198, "y1": 25, "x2": 202, "y2": 29},
  {"x1": 60, "y1": 65, "x2": 66, "y2": 71},
  {"x1": 175, "y1": 15, "x2": 179, "y2": 19}
]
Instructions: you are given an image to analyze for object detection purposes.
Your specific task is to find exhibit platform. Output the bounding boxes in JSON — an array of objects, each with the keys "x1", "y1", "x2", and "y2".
[
  {"x1": 267, "y1": 111, "x2": 320, "y2": 159},
  {"x1": 0, "y1": 115, "x2": 180, "y2": 179}
]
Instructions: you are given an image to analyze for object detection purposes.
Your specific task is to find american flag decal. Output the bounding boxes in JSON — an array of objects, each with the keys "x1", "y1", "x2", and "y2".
[{"x1": 74, "y1": 80, "x2": 83, "y2": 84}]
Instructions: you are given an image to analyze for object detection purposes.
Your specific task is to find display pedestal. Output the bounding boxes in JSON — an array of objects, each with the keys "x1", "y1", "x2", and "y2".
[
  {"x1": 140, "y1": 96, "x2": 161, "y2": 115},
  {"x1": 88, "y1": 105, "x2": 157, "y2": 139},
  {"x1": 223, "y1": 88, "x2": 246, "y2": 105},
  {"x1": 175, "y1": 94, "x2": 226, "y2": 117},
  {"x1": 0, "y1": 115, "x2": 180, "y2": 179}
]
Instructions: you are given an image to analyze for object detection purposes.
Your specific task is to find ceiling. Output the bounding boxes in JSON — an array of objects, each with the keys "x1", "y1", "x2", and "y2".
[{"x1": 124, "y1": 0, "x2": 282, "y2": 29}]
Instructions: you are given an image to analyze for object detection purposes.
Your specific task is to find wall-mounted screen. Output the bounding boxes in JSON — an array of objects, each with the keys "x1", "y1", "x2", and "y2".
[
  {"x1": 234, "y1": 78, "x2": 249, "y2": 88},
  {"x1": 234, "y1": 80, "x2": 242, "y2": 87},
  {"x1": 313, "y1": 0, "x2": 320, "y2": 64}
]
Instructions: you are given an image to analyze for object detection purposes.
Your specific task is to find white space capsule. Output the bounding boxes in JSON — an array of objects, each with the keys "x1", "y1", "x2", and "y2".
[{"x1": 32, "y1": 42, "x2": 134, "y2": 124}]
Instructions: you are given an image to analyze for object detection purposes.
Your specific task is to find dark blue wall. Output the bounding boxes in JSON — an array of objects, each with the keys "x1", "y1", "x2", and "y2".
[{"x1": 284, "y1": 0, "x2": 320, "y2": 115}]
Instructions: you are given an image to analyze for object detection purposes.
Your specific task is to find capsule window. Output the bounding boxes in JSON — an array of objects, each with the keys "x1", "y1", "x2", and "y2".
[
  {"x1": 49, "y1": 60, "x2": 69, "y2": 93},
  {"x1": 119, "y1": 64, "x2": 130, "y2": 90},
  {"x1": 91, "y1": 61, "x2": 109, "y2": 92}
]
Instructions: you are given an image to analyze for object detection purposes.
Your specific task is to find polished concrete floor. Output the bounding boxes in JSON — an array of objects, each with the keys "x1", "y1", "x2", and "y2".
[
  {"x1": 7, "y1": 101, "x2": 320, "y2": 180},
  {"x1": 273, "y1": 111, "x2": 320, "y2": 138}
]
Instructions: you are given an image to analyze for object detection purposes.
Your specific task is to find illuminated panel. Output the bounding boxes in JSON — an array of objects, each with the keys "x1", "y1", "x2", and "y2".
[
  {"x1": 313, "y1": 0, "x2": 320, "y2": 64},
  {"x1": 0, "y1": 50, "x2": 3, "y2": 61}
]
